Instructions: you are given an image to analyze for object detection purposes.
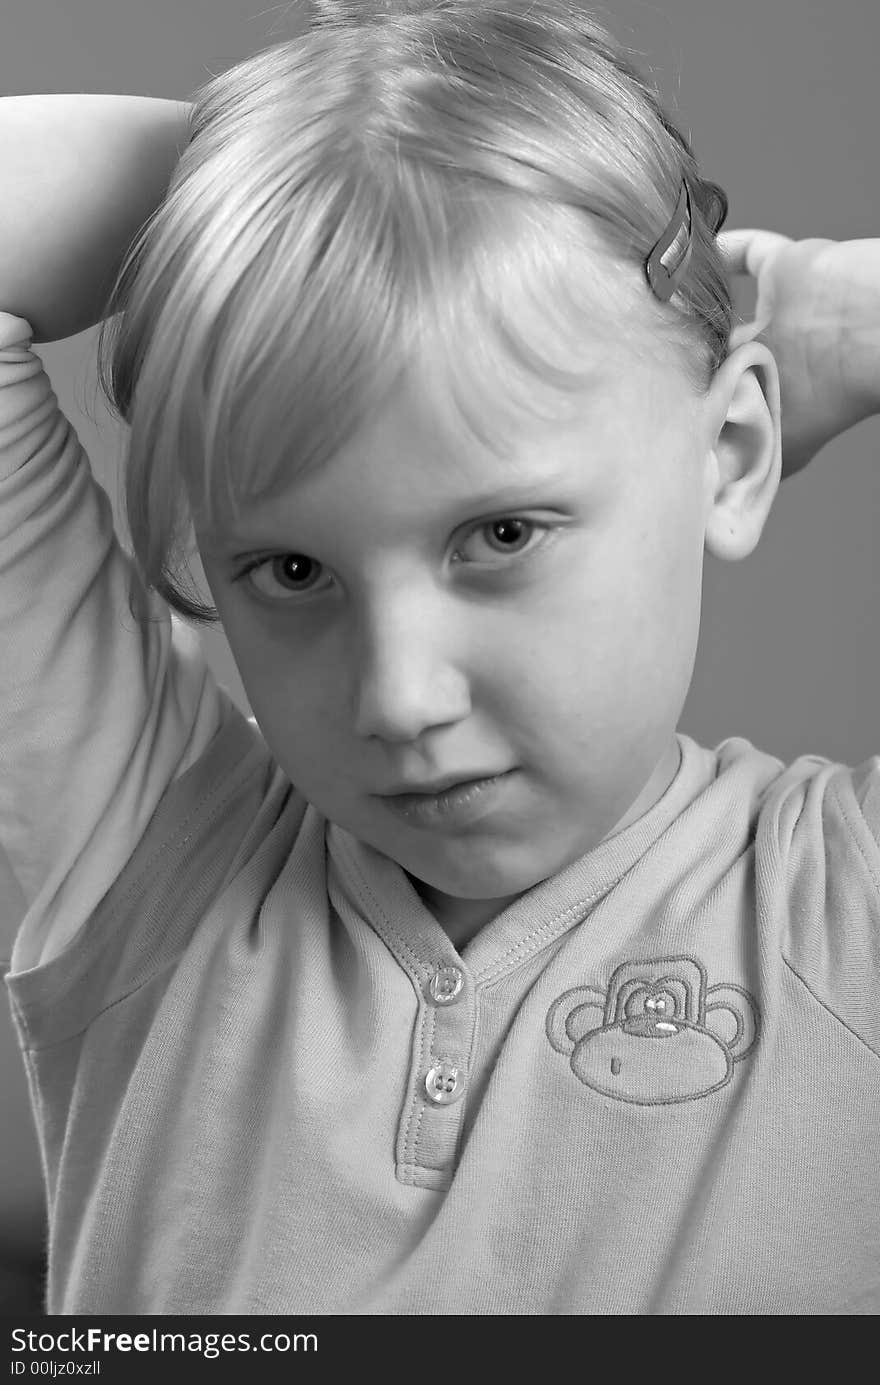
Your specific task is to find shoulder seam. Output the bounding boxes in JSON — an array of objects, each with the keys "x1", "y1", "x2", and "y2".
[
  {"x1": 829, "y1": 773, "x2": 880, "y2": 899},
  {"x1": 11, "y1": 748, "x2": 274, "y2": 1052},
  {"x1": 782, "y1": 952, "x2": 880, "y2": 1064},
  {"x1": 95, "y1": 738, "x2": 269, "y2": 920}
]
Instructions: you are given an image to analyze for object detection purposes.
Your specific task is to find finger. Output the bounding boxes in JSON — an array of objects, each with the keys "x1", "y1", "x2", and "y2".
[
  {"x1": 728, "y1": 320, "x2": 767, "y2": 352},
  {"x1": 718, "y1": 229, "x2": 793, "y2": 277}
]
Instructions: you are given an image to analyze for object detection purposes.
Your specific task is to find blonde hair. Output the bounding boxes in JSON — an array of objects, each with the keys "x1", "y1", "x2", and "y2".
[{"x1": 95, "y1": 0, "x2": 733, "y2": 626}]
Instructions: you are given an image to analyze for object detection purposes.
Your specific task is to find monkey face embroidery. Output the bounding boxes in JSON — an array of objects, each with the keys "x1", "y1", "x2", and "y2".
[{"x1": 546, "y1": 956, "x2": 760, "y2": 1105}]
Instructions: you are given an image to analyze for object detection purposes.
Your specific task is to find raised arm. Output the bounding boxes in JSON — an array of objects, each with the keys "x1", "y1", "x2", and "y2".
[
  {"x1": 0, "y1": 94, "x2": 192, "y2": 343},
  {"x1": 0, "y1": 94, "x2": 237, "y2": 971},
  {"x1": 721, "y1": 230, "x2": 880, "y2": 478}
]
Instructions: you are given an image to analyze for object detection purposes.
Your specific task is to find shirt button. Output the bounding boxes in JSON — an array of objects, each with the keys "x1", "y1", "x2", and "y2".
[
  {"x1": 428, "y1": 965, "x2": 465, "y2": 1006},
  {"x1": 424, "y1": 1060, "x2": 465, "y2": 1105}
]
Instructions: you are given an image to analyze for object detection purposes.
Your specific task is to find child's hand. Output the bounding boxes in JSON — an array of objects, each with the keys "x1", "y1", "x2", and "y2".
[{"x1": 719, "y1": 230, "x2": 880, "y2": 479}]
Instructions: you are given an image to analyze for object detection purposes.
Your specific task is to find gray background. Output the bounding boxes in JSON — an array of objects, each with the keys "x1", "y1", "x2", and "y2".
[{"x1": 2, "y1": 0, "x2": 878, "y2": 1310}]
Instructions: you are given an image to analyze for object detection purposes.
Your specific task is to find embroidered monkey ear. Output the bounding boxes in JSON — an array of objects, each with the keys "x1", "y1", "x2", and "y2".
[{"x1": 645, "y1": 178, "x2": 693, "y2": 303}]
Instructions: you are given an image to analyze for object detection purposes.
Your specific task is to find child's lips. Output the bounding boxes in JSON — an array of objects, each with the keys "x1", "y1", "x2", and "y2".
[
  {"x1": 378, "y1": 768, "x2": 511, "y2": 796},
  {"x1": 375, "y1": 769, "x2": 518, "y2": 827}
]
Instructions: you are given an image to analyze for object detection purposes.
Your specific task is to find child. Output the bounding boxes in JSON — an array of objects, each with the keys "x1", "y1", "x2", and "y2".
[{"x1": 2, "y1": 0, "x2": 879, "y2": 1315}]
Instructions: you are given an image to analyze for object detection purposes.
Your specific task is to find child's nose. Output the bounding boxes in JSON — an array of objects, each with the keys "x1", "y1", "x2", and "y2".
[{"x1": 350, "y1": 601, "x2": 472, "y2": 744}]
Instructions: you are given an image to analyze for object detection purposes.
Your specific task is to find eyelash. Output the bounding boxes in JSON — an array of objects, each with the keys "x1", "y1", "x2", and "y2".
[{"x1": 233, "y1": 517, "x2": 555, "y2": 602}]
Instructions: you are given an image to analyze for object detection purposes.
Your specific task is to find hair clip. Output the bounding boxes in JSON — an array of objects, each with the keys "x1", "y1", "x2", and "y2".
[
  {"x1": 703, "y1": 180, "x2": 729, "y2": 236},
  {"x1": 645, "y1": 178, "x2": 692, "y2": 303}
]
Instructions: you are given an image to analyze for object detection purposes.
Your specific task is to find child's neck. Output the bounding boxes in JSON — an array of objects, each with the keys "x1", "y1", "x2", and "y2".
[
  {"x1": 404, "y1": 737, "x2": 683, "y2": 952},
  {"x1": 406, "y1": 875, "x2": 520, "y2": 950}
]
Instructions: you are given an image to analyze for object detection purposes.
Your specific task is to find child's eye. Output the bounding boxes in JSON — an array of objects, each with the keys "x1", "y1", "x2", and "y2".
[
  {"x1": 236, "y1": 553, "x2": 328, "y2": 600},
  {"x1": 234, "y1": 517, "x2": 550, "y2": 602},
  {"x1": 452, "y1": 517, "x2": 548, "y2": 564}
]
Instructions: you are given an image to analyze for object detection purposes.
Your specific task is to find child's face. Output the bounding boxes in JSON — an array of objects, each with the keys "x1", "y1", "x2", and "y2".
[{"x1": 196, "y1": 317, "x2": 714, "y2": 938}]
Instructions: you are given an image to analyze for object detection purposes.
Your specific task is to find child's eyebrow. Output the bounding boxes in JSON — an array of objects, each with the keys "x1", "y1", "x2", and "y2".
[{"x1": 198, "y1": 471, "x2": 584, "y2": 551}]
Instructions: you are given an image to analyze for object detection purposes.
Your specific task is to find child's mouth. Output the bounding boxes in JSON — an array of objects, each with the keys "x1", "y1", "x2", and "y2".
[{"x1": 377, "y1": 770, "x2": 517, "y2": 828}]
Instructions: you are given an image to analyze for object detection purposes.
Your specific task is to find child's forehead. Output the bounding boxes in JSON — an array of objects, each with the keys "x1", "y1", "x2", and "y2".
[
  {"x1": 191, "y1": 257, "x2": 689, "y2": 546},
  {"x1": 201, "y1": 457, "x2": 587, "y2": 544},
  {"x1": 194, "y1": 377, "x2": 671, "y2": 557},
  {"x1": 195, "y1": 343, "x2": 689, "y2": 551}
]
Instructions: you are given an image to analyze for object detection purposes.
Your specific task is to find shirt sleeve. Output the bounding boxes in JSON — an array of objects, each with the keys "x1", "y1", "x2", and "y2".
[{"x1": 0, "y1": 311, "x2": 238, "y2": 973}]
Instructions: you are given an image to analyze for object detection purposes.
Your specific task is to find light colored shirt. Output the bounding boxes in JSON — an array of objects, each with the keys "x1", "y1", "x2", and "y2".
[{"x1": 3, "y1": 310, "x2": 879, "y2": 1315}]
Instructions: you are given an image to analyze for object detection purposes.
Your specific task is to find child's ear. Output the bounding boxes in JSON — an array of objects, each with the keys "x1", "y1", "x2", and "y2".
[{"x1": 701, "y1": 341, "x2": 782, "y2": 563}]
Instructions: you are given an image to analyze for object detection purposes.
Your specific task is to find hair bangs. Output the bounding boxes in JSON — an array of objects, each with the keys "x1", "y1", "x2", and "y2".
[
  {"x1": 189, "y1": 156, "x2": 629, "y2": 533},
  {"x1": 184, "y1": 165, "x2": 418, "y2": 532},
  {"x1": 424, "y1": 196, "x2": 646, "y2": 459}
]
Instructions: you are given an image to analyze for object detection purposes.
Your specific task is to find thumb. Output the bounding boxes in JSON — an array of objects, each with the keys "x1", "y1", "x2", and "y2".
[
  {"x1": 728, "y1": 320, "x2": 768, "y2": 351},
  {"x1": 718, "y1": 228, "x2": 793, "y2": 278}
]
